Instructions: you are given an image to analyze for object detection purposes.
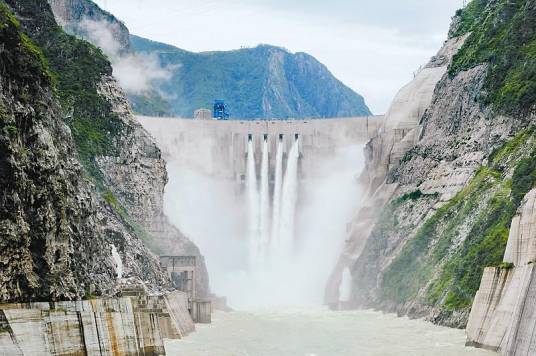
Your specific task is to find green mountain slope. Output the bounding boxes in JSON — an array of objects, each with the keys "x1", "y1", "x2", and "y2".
[{"x1": 131, "y1": 35, "x2": 372, "y2": 119}]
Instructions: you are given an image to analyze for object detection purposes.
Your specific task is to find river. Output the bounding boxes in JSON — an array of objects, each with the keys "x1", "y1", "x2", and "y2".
[{"x1": 165, "y1": 307, "x2": 495, "y2": 356}]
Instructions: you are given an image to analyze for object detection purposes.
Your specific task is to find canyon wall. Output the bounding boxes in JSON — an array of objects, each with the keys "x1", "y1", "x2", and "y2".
[
  {"x1": 329, "y1": 0, "x2": 536, "y2": 335},
  {"x1": 45, "y1": 0, "x2": 211, "y2": 297},
  {"x1": 0, "y1": 0, "x2": 127, "y2": 301}
]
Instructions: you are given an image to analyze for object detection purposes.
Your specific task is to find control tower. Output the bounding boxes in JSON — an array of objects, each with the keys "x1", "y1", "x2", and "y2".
[{"x1": 213, "y1": 100, "x2": 230, "y2": 120}]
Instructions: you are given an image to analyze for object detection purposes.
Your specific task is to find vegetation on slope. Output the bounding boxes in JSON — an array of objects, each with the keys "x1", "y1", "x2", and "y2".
[
  {"x1": 5, "y1": 0, "x2": 124, "y2": 186},
  {"x1": 450, "y1": 0, "x2": 536, "y2": 115},
  {"x1": 4, "y1": 0, "x2": 159, "y2": 253},
  {"x1": 131, "y1": 35, "x2": 371, "y2": 119},
  {"x1": 379, "y1": 127, "x2": 536, "y2": 312},
  {"x1": 0, "y1": 2, "x2": 51, "y2": 90}
]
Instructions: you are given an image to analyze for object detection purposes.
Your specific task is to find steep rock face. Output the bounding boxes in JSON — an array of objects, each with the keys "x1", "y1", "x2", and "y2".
[
  {"x1": 329, "y1": 0, "x2": 536, "y2": 331},
  {"x1": 1, "y1": 0, "x2": 179, "y2": 302},
  {"x1": 131, "y1": 35, "x2": 372, "y2": 119},
  {"x1": 47, "y1": 0, "x2": 173, "y2": 117},
  {"x1": 325, "y1": 33, "x2": 467, "y2": 306},
  {"x1": 0, "y1": 2, "x2": 116, "y2": 301},
  {"x1": 43, "y1": 0, "x2": 210, "y2": 297},
  {"x1": 48, "y1": 0, "x2": 130, "y2": 53},
  {"x1": 94, "y1": 76, "x2": 210, "y2": 297}
]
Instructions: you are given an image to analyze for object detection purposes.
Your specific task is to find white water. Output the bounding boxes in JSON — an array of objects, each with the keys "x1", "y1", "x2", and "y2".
[
  {"x1": 258, "y1": 138, "x2": 270, "y2": 268},
  {"x1": 165, "y1": 308, "x2": 495, "y2": 356},
  {"x1": 152, "y1": 125, "x2": 364, "y2": 308},
  {"x1": 270, "y1": 139, "x2": 284, "y2": 260},
  {"x1": 247, "y1": 139, "x2": 260, "y2": 268},
  {"x1": 275, "y1": 139, "x2": 300, "y2": 264},
  {"x1": 111, "y1": 244, "x2": 123, "y2": 280},
  {"x1": 339, "y1": 268, "x2": 352, "y2": 303}
]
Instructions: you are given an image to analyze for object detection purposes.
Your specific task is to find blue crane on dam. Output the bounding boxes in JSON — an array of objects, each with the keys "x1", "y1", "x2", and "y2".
[{"x1": 213, "y1": 100, "x2": 230, "y2": 120}]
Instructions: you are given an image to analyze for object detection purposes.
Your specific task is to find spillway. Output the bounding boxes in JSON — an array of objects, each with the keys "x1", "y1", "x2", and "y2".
[
  {"x1": 259, "y1": 138, "x2": 270, "y2": 268},
  {"x1": 270, "y1": 138, "x2": 284, "y2": 263},
  {"x1": 247, "y1": 138, "x2": 260, "y2": 269},
  {"x1": 276, "y1": 138, "x2": 300, "y2": 263},
  {"x1": 139, "y1": 116, "x2": 370, "y2": 308}
]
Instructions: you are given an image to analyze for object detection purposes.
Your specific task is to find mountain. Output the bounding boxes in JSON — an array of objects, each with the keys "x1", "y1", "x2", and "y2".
[
  {"x1": 48, "y1": 0, "x2": 174, "y2": 117},
  {"x1": 48, "y1": 0, "x2": 371, "y2": 119},
  {"x1": 130, "y1": 36, "x2": 372, "y2": 119},
  {"x1": 326, "y1": 1, "x2": 536, "y2": 354}
]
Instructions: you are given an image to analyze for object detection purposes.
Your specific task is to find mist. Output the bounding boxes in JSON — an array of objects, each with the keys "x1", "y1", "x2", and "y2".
[
  {"x1": 78, "y1": 18, "x2": 172, "y2": 94},
  {"x1": 143, "y1": 118, "x2": 366, "y2": 309}
]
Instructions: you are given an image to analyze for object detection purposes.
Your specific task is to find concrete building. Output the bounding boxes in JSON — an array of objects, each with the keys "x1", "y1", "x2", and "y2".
[
  {"x1": 194, "y1": 108, "x2": 213, "y2": 120},
  {"x1": 160, "y1": 256, "x2": 212, "y2": 323}
]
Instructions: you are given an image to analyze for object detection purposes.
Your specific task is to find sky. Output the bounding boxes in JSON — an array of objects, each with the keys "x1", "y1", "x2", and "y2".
[{"x1": 93, "y1": 0, "x2": 464, "y2": 114}]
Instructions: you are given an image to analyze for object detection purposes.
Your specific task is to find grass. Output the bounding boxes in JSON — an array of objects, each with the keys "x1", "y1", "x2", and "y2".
[
  {"x1": 6, "y1": 0, "x2": 124, "y2": 187},
  {"x1": 380, "y1": 126, "x2": 536, "y2": 311},
  {"x1": 450, "y1": 0, "x2": 536, "y2": 115}
]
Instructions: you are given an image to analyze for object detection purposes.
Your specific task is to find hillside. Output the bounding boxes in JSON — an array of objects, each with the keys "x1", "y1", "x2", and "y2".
[
  {"x1": 0, "y1": 0, "x2": 209, "y2": 300},
  {"x1": 47, "y1": 0, "x2": 371, "y2": 119},
  {"x1": 328, "y1": 1, "x2": 536, "y2": 348},
  {"x1": 131, "y1": 36, "x2": 372, "y2": 119}
]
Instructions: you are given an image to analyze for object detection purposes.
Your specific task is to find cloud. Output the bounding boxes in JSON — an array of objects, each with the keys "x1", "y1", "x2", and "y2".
[{"x1": 79, "y1": 18, "x2": 172, "y2": 94}]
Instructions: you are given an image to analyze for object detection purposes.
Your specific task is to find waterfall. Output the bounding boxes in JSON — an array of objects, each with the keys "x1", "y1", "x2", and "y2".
[
  {"x1": 339, "y1": 267, "x2": 352, "y2": 302},
  {"x1": 278, "y1": 138, "x2": 300, "y2": 260},
  {"x1": 247, "y1": 139, "x2": 260, "y2": 267},
  {"x1": 270, "y1": 138, "x2": 284, "y2": 258},
  {"x1": 259, "y1": 138, "x2": 270, "y2": 266},
  {"x1": 111, "y1": 244, "x2": 123, "y2": 280}
]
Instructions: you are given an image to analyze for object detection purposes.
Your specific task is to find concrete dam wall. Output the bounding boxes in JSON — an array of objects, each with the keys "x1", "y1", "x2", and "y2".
[
  {"x1": 139, "y1": 116, "x2": 384, "y2": 181},
  {"x1": 140, "y1": 116, "x2": 380, "y2": 307}
]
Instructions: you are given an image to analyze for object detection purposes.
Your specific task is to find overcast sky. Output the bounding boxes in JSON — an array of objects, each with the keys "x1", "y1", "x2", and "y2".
[{"x1": 94, "y1": 0, "x2": 464, "y2": 114}]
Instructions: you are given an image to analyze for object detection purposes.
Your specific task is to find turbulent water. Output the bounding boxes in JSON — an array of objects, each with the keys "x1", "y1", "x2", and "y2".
[
  {"x1": 162, "y1": 129, "x2": 363, "y2": 308},
  {"x1": 165, "y1": 307, "x2": 496, "y2": 356}
]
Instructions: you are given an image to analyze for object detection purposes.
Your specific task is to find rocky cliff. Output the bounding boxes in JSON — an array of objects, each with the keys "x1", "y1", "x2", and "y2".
[
  {"x1": 0, "y1": 0, "x2": 168, "y2": 303},
  {"x1": 47, "y1": 0, "x2": 173, "y2": 117},
  {"x1": 328, "y1": 0, "x2": 536, "y2": 338},
  {"x1": 1, "y1": 0, "x2": 210, "y2": 303},
  {"x1": 466, "y1": 188, "x2": 536, "y2": 354}
]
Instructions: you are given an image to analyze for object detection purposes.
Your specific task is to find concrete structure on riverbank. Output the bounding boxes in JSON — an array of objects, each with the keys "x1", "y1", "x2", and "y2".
[
  {"x1": 0, "y1": 290, "x2": 194, "y2": 355},
  {"x1": 466, "y1": 188, "x2": 536, "y2": 355},
  {"x1": 160, "y1": 256, "x2": 212, "y2": 324}
]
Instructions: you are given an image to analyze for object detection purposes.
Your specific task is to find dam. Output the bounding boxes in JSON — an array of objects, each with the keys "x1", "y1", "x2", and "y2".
[
  {"x1": 139, "y1": 116, "x2": 384, "y2": 180},
  {"x1": 139, "y1": 115, "x2": 384, "y2": 308}
]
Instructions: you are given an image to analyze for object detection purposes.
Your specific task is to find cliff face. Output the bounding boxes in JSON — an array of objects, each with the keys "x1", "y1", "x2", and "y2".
[
  {"x1": 48, "y1": 0, "x2": 130, "y2": 53},
  {"x1": 42, "y1": 0, "x2": 211, "y2": 297},
  {"x1": 131, "y1": 36, "x2": 372, "y2": 119},
  {"x1": 47, "y1": 0, "x2": 173, "y2": 117},
  {"x1": 0, "y1": 0, "x2": 212, "y2": 304},
  {"x1": 0, "y1": 1, "x2": 166, "y2": 302},
  {"x1": 329, "y1": 0, "x2": 536, "y2": 335},
  {"x1": 0, "y1": 2, "x2": 114, "y2": 301}
]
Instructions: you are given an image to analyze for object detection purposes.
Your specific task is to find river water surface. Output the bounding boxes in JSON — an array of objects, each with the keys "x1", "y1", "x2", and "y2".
[{"x1": 165, "y1": 307, "x2": 496, "y2": 356}]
